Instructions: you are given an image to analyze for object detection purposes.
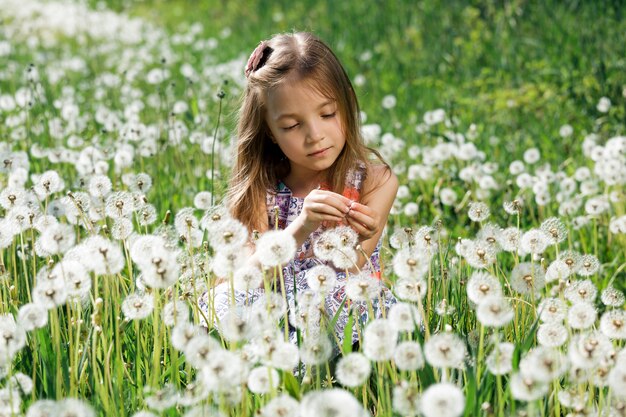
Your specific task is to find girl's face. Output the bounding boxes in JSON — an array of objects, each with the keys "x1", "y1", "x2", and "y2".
[{"x1": 265, "y1": 79, "x2": 346, "y2": 180}]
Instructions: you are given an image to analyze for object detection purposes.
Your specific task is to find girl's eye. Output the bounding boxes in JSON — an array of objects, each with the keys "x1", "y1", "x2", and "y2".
[
  {"x1": 283, "y1": 123, "x2": 299, "y2": 131},
  {"x1": 322, "y1": 112, "x2": 336, "y2": 119}
]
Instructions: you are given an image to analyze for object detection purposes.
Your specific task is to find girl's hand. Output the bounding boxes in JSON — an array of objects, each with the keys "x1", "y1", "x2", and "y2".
[
  {"x1": 299, "y1": 189, "x2": 352, "y2": 234},
  {"x1": 345, "y1": 202, "x2": 381, "y2": 241}
]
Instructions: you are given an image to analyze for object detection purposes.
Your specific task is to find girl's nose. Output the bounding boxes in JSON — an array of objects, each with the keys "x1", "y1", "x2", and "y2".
[{"x1": 305, "y1": 122, "x2": 324, "y2": 142}]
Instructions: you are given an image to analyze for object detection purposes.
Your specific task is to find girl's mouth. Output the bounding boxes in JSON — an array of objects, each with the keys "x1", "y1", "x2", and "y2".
[{"x1": 308, "y1": 147, "x2": 331, "y2": 157}]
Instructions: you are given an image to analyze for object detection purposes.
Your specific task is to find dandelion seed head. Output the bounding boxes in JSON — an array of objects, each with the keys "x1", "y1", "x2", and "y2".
[
  {"x1": 251, "y1": 292, "x2": 287, "y2": 325},
  {"x1": 392, "y1": 380, "x2": 420, "y2": 416},
  {"x1": 476, "y1": 296, "x2": 514, "y2": 328},
  {"x1": 174, "y1": 207, "x2": 200, "y2": 236},
  {"x1": 389, "y1": 226, "x2": 414, "y2": 249},
  {"x1": 38, "y1": 223, "x2": 75, "y2": 255},
  {"x1": 305, "y1": 264, "x2": 337, "y2": 293},
  {"x1": 538, "y1": 298, "x2": 568, "y2": 323},
  {"x1": 509, "y1": 262, "x2": 546, "y2": 296},
  {"x1": 256, "y1": 230, "x2": 296, "y2": 267},
  {"x1": 345, "y1": 271, "x2": 381, "y2": 302},
  {"x1": 537, "y1": 322, "x2": 568, "y2": 347},
  {"x1": 111, "y1": 217, "x2": 134, "y2": 240},
  {"x1": 53, "y1": 260, "x2": 91, "y2": 302},
  {"x1": 392, "y1": 247, "x2": 429, "y2": 280},
  {"x1": 545, "y1": 259, "x2": 571, "y2": 283},
  {"x1": 17, "y1": 303, "x2": 48, "y2": 331},
  {"x1": 568, "y1": 302, "x2": 598, "y2": 330},
  {"x1": 420, "y1": 382, "x2": 465, "y2": 417},
  {"x1": 0, "y1": 186, "x2": 27, "y2": 210},
  {"x1": 468, "y1": 201, "x2": 490, "y2": 222},
  {"x1": 105, "y1": 191, "x2": 135, "y2": 219},
  {"x1": 509, "y1": 372, "x2": 548, "y2": 401},
  {"x1": 129, "y1": 173, "x2": 152, "y2": 193},
  {"x1": 388, "y1": 302, "x2": 421, "y2": 332},
  {"x1": 503, "y1": 198, "x2": 524, "y2": 215},
  {"x1": 363, "y1": 318, "x2": 398, "y2": 361},
  {"x1": 193, "y1": 191, "x2": 213, "y2": 210},
  {"x1": 466, "y1": 271, "x2": 503, "y2": 305},
  {"x1": 577, "y1": 254, "x2": 600, "y2": 276},
  {"x1": 0, "y1": 314, "x2": 27, "y2": 365},
  {"x1": 24, "y1": 399, "x2": 57, "y2": 417},
  {"x1": 424, "y1": 332, "x2": 466, "y2": 369},
  {"x1": 521, "y1": 347, "x2": 569, "y2": 383},
  {"x1": 600, "y1": 310, "x2": 626, "y2": 340},
  {"x1": 299, "y1": 335, "x2": 332, "y2": 365},
  {"x1": 184, "y1": 333, "x2": 221, "y2": 369},
  {"x1": 209, "y1": 217, "x2": 248, "y2": 252},
  {"x1": 33, "y1": 214, "x2": 59, "y2": 232},
  {"x1": 568, "y1": 331, "x2": 613, "y2": 369},
  {"x1": 414, "y1": 225, "x2": 439, "y2": 255},
  {"x1": 138, "y1": 203, "x2": 157, "y2": 226},
  {"x1": 33, "y1": 170, "x2": 64, "y2": 199},
  {"x1": 464, "y1": 239, "x2": 497, "y2": 269},
  {"x1": 122, "y1": 292, "x2": 154, "y2": 320},
  {"x1": 231, "y1": 265, "x2": 263, "y2": 292},
  {"x1": 520, "y1": 228, "x2": 550, "y2": 255},
  {"x1": 259, "y1": 394, "x2": 300, "y2": 417},
  {"x1": 264, "y1": 341, "x2": 299, "y2": 371},
  {"x1": 393, "y1": 277, "x2": 427, "y2": 302},
  {"x1": 601, "y1": 285, "x2": 625, "y2": 307},
  {"x1": 565, "y1": 279, "x2": 598, "y2": 304},
  {"x1": 161, "y1": 300, "x2": 189, "y2": 327},
  {"x1": 88, "y1": 174, "x2": 112, "y2": 198},
  {"x1": 299, "y1": 388, "x2": 368, "y2": 417},
  {"x1": 171, "y1": 322, "x2": 202, "y2": 352},
  {"x1": 143, "y1": 384, "x2": 178, "y2": 412},
  {"x1": 476, "y1": 223, "x2": 502, "y2": 251},
  {"x1": 540, "y1": 217, "x2": 567, "y2": 245},
  {"x1": 247, "y1": 366, "x2": 280, "y2": 394},
  {"x1": 394, "y1": 341, "x2": 425, "y2": 371},
  {"x1": 211, "y1": 248, "x2": 246, "y2": 278},
  {"x1": 486, "y1": 342, "x2": 514, "y2": 375},
  {"x1": 335, "y1": 352, "x2": 371, "y2": 387},
  {"x1": 199, "y1": 205, "x2": 230, "y2": 232},
  {"x1": 32, "y1": 279, "x2": 68, "y2": 310}
]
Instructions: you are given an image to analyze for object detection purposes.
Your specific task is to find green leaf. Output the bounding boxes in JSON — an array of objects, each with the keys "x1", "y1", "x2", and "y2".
[
  {"x1": 282, "y1": 371, "x2": 301, "y2": 399},
  {"x1": 343, "y1": 312, "x2": 354, "y2": 354}
]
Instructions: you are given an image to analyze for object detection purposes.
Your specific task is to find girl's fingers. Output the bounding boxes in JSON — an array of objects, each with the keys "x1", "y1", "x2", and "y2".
[
  {"x1": 347, "y1": 208, "x2": 377, "y2": 230},
  {"x1": 346, "y1": 217, "x2": 374, "y2": 238},
  {"x1": 349, "y1": 202, "x2": 373, "y2": 216},
  {"x1": 308, "y1": 202, "x2": 347, "y2": 218}
]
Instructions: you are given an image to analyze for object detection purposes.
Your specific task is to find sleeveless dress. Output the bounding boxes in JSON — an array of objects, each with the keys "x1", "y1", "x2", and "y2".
[{"x1": 198, "y1": 165, "x2": 396, "y2": 345}]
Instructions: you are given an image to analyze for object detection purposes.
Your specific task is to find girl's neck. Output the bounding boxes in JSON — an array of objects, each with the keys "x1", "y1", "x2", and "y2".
[{"x1": 282, "y1": 172, "x2": 326, "y2": 198}]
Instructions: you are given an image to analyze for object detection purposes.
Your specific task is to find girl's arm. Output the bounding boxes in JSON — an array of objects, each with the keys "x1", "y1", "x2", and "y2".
[{"x1": 345, "y1": 164, "x2": 399, "y2": 270}]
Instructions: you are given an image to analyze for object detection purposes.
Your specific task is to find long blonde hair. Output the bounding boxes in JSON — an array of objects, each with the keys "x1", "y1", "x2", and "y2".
[{"x1": 228, "y1": 32, "x2": 386, "y2": 232}]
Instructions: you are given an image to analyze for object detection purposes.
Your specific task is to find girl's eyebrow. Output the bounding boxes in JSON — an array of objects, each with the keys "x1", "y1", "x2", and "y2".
[{"x1": 275, "y1": 99, "x2": 335, "y2": 121}]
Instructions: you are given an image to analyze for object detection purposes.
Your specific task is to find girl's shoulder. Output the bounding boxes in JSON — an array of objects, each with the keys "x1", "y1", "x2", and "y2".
[{"x1": 359, "y1": 161, "x2": 398, "y2": 204}]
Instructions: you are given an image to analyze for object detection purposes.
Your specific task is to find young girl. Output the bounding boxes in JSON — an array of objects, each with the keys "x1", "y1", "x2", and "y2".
[{"x1": 199, "y1": 32, "x2": 398, "y2": 345}]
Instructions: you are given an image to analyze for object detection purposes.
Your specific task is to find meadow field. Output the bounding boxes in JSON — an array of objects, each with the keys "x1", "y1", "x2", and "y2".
[{"x1": 0, "y1": 0, "x2": 625, "y2": 416}]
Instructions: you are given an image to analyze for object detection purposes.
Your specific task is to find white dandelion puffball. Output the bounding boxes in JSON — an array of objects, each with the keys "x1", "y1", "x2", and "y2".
[
  {"x1": 424, "y1": 332, "x2": 466, "y2": 369},
  {"x1": 299, "y1": 389, "x2": 369, "y2": 417},
  {"x1": 259, "y1": 394, "x2": 300, "y2": 417},
  {"x1": 256, "y1": 230, "x2": 296, "y2": 267},
  {"x1": 336, "y1": 353, "x2": 371, "y2": 387},
  {"x1": 363, "y1": 318, "x2": 398, "y2": 361},
  {"x1": 247, "y1": 366, "x2": 280, "y2": 394},
  {"x1": 420, "y1": 382, "x2": 465, "y2": 417},
  {"x1": 394, "y1": 341, "x2": 425, "y2": 371},
  {"x1": 486, "y1": 342, "x2": 514, "y2": 375},
  {"x1": 476, "y1": 296, "x2": 514, "y2": 328}
]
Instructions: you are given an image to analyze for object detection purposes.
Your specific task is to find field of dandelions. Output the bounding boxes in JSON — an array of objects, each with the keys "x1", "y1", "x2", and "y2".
[{"x1": 1, "y1": 1, "x2": 625, "y2": 416}]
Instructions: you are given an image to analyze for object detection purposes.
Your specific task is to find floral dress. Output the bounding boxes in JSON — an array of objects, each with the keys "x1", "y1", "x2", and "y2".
[{"x1": 199, "y1": 165, "x2": 395, "y2": 344}]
